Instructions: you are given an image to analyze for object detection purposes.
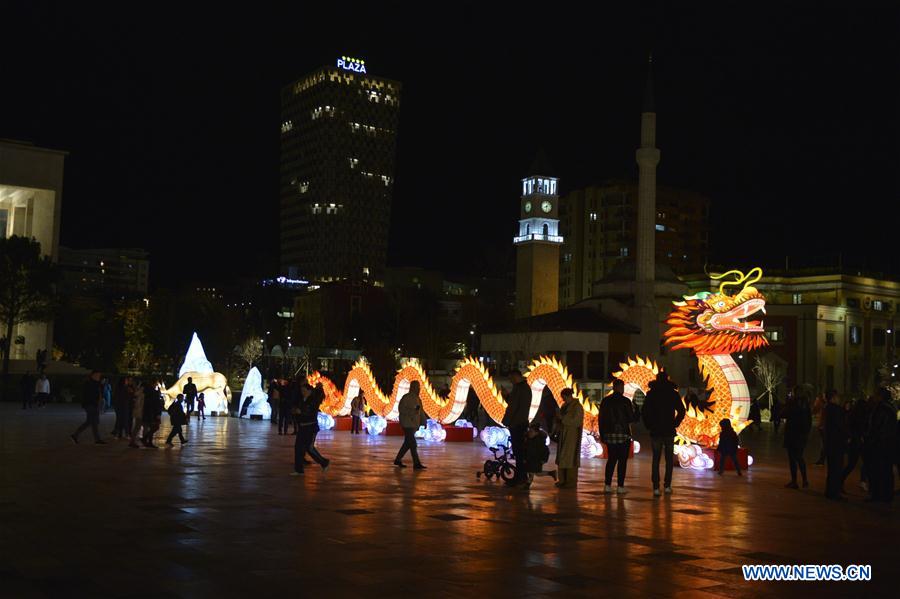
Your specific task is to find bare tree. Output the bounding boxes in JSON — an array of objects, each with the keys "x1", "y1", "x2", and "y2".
[
  {"x1": 753, "y1": 354, "x2": 785, "y2": 420},
  {"x1": 235, "y1": 337, "x2": 263, "y2": 370}
]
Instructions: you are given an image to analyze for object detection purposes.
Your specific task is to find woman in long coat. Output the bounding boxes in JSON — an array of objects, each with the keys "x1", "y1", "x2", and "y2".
[{"x1": 555, "y1": 387, "x2": 584, "y2": 488}]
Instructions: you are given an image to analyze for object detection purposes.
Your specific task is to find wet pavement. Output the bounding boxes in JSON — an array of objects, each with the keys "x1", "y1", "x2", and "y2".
[{"x1": 0, "y1": 404, "x2": 896, "y2": 597}]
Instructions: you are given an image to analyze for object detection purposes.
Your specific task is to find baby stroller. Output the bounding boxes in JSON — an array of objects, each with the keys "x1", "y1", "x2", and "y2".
[{"x1": 476, "y1": 443, "x2": 517, "y2": 482}]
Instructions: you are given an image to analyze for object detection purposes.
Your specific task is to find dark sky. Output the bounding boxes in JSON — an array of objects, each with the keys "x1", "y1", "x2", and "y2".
[{"x1": 3, "y1": 2, "x2": 898, "y2": 287}]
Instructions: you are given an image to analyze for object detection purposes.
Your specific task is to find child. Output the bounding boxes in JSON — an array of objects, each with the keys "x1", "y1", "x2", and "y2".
[
  {"x1": 166, "y1": 394, "x2": 188, "y2": 446},
  {"x1": 717, "y1": 419, "x2": 742, "y2": 476},
  {"x1": 197, "y1": 392, "x2": 206, "y2": 420},
  {"x1": 524, "y1": 421, "x2": 556, "y2": 488}
]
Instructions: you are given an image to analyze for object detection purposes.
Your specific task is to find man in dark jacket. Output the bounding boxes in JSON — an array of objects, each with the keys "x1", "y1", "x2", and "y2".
[
  {"x1": 142, "y1": 387, "x2": 164, "y2": 448},
  {"x1": 70, "y1": 371, "x2": 105, "y2": 444},
  {"x1": 641, "y1": 370, "x2": 685, "y2": 496},
  {"x1": 293, "y1": 383, "x2": 330, "y2": 474},
  {"x1": 182, "y1": 377, "x2": 198, "y2": 423},
  {"x1": 866, "y1": 387, "x2": 897, "y2": 503},
  {"x1": 823, "y1": 389, "x2": 848, "y2": 500},
  {"x1": 599, "y1": 378, "x2": 636, "y2": 493},
  {"x1": 502, "y1": 370, "x2": 532, "y2": 486}
]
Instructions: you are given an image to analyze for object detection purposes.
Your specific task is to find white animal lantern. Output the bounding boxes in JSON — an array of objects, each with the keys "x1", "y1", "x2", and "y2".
[
  {"x1": 239, "y1": 367, "x2": 271, "y2": 420},
  {"x1": 164, "y1": 332, "x2": 230, "y2": 413}
]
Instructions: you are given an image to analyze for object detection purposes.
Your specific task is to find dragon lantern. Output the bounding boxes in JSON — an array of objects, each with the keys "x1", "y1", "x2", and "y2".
[{"x1": 615, "y1": 268, "x2": 768, "y2": 447}]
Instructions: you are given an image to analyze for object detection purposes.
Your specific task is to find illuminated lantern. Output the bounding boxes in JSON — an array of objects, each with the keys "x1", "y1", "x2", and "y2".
[
  {"x1": 162, "y1": 332, "x2": 231, "y2": 413},
  {"x1": 317, "y1": 412, "x2": 335, "y2": 431},
  {"x1": 364, "y1": 414, "x2": 387, "y2": 436},
  {"x1": 614, "y1": 268, "x2": 768, "y2": 447},
  {"x1": 480, "y1": 426, "x2": 510, "y2": 449}
]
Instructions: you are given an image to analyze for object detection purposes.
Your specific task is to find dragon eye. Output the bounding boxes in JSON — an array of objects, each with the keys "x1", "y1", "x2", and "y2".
[{"x1": 716, "y1": 301, "x2": 725, "y2": 308}]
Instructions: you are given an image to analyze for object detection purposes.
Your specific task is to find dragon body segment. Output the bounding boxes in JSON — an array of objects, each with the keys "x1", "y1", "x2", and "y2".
[
  {"x1": 615, "y1": 268, "x2": 768, "y2": 447},
  {"x1": 309, "y1": 356, "x2": 599, "y2": 432}
]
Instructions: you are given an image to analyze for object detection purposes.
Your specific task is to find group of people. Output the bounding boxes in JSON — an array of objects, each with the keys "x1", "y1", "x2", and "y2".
[
  {"x1": 69, "y1": 371, "x2": 206, "y2": 449},
  {"x1": 19, "y1": 371, "x2": 51, "y2": 409},
  {"x1": 781, "y1": 385, "x2": 897, "y2": 503}
]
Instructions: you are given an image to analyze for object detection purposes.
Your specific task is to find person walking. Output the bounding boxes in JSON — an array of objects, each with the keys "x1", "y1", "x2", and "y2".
[
  {"x1": 813, "y1": 393, "x2": 827, "y2": 465},
  {"x1": 292, "y1": 383, "x2": 330, "y2": 474},
  {"x1": 165, "y1": 394, "x2": 188, "y2": 446},
  {"x1": 502, "y1": 370, "x2": 531, "y2": 486},
  {"x1": 842, "y1": 396, "x2": 870, "y2": 491},
  {"x1": 554, "y1": 388, "x2": 583, "y2": 488},
  {"x1": 277, "y1": 381, "x2": 292, "y2": 435},
  {"x1": 393, "y1": 381, "x2": 426, "y2": 469},
  {"x1": 350, "y1": 390, "x2": 366, "y2": 434},
  {"x1": 141, "y1": 383, "x2": 163, "y2": 448},
  {"x1": 34, "y1": 373, "x2": 50, "y2": 407},
  {"x1": 183, "y1": 377, "x2": 198, "y2": 423},
  {"x1": 865, "y1": 387, "x2": 897, "y2": 503},
  {"x1": 111, "y1": 377, "x2": 130, "y2": 438},
  {"x1": 641, "y1": 370, "x2": 686, "y2": 496},
  {"x1": 20, "y1": 371, "x2": 35, "y2": 409},
  {"x1": 823, "y1": 389, "x2": 848, "y2": 500},
  {"x1": 783, "y1": 385, "x2": 812, "y2": 489},
  {"x1": 748, "y1": 398, "x2": 762, "y2": 432},
  {"x1": 599, "y1": 378, "x2": 636, "y2": 494},
  {"x1": 771, "y1": 395, "x2": 782, "y2": 433},
  {"x1": 101, "y1": 377, "x2": 112, "y2": 413},
  {"x1": 70, "y1": 371, "x2": 105, "y2": 444},
  {"x1": 129, "y1": 380, "x2": 145, "y2": 448},
  {"x1": 269, "y1": 379, "x2": 281, "y2": 428}
]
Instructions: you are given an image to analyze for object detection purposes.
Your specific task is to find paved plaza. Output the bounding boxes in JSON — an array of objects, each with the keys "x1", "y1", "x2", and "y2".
[{"x1": 0, "y1": 404, "x2": 896, "y2": 597}]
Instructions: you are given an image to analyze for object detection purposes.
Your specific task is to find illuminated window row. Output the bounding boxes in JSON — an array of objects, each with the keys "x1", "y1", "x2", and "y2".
[
  {"x1": 311, "y1": 106, "x2": 336, "y2": 120},
  {"x1": 311, "y1": 203, "x2": 343, "y2": 215},
  {"x1": 281, "y1": 120, "x2": 293, "y2": 133}
]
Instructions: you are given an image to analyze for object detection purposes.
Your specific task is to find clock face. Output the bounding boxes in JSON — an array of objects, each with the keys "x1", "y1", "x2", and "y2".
[
  {"x1": 524, "y1": 201, "x2": 532, "y2": 213},
  {"x1": 541, "y1": 200, "x2": 553, "y2": 213}
]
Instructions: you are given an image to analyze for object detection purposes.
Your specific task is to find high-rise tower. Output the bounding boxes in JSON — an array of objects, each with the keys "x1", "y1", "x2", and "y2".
[
  {"x1": 280, "y1": 57, "x2": 401, "y2": 283},
  {"x1": 514, "y1": 160, "x2": 563, "y2": 319}
]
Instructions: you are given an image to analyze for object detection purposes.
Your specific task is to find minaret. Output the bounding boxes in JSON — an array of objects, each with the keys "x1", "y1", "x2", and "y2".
[
  {"x1": 514, "y1": 153, "x2": 562, "y2": 319},
  {"x1": 634, "y1": 56, "x2": 661, "y2": 355}
]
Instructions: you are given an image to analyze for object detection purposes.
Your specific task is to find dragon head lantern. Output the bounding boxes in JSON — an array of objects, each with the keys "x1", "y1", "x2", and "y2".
[{"x1": 664, "y1": 268, "x2": 769, "y2": 355}]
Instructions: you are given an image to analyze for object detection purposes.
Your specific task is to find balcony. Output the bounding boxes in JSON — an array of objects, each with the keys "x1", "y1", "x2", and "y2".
[{"x1": 513, "y1": 233, "x2": 564, "y2": 244}]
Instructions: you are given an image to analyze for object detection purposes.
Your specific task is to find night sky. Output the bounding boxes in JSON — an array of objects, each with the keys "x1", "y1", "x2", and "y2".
[{"x1": 3, "y1": 2, "x2": 898, "y2": 287}]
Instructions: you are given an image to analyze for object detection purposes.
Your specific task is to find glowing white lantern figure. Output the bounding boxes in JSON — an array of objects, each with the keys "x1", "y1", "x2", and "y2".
[
  {"x1": 178, "y1": 332, "x2": 214, "y2": 377},
  {"x1": 633, "y1": 440, "x2": 641, "y2": 454},
  {"x1": 364, "y1": 414, "x2": 387, "y2": 435},
  {"x1": 240, "y1": 367, "x2": 271, "y2": 420},
  {"x1": 480, "y1": 426, "x2": 510, "y2": 449},
  {"x1": 581, "y1": 431, "x2": 603, "y2": 459},
  {"x1": 317, "y1": 412, "x2": 335, "y2": 430}
]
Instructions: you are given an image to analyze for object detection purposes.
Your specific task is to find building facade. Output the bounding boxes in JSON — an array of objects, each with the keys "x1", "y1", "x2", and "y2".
[
  {"x1": 685, "y1": 270, "x2": 900, "y2": 395},
  {"x1": 280, "y1": 57, "x2": 401, "y2": 283},
  {"x1": 559, "y1": 181, "x2": 709, "y2": 308},
  {"x1": 0, "y1": 139, "x2": 66, "y2": 361},
  {"x1": 515, "y1": 174, "x2": 562, "y2": 318},
  {"x1": 58, "y1": 247, "x2": 150, "y2": 298}
]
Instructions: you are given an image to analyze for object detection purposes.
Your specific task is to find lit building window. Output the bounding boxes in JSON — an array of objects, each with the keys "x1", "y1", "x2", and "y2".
[
  {"x1": 620, "y1": 247, "x2": 629, "y2": 257},
  {"x1": 298, "y1": 181, "x2": 309, "y2": 194},
  {"x1": 311, "y1": 204, "x2": 322, "y2": 215},
  {"x1": 349, "y1": 157, "x2": 359, "y2": 169},
  {"x1": 281, "y1": 120, "x2": 293, "y2": 133},
  {"x1": 872, "y1": 300, "x2": 884, "y2": 311},
  {"x1": 589, "y1": 212, "x2": 597, "y2": 221},
  {"x1": 655, "y1": 224, "x2": 666, "y2": 231},
  {"x1": 849, "y1": 326, "x2": 861, "y2": 345},
  {"x1": 826, "y1": 331, "x2": 836, "y2": 346},
  {"x1": 792, "y1": 293, "x2": 802, "y2": 305},
  {"x1": 362, "y1": 266, "x2": 370, "y2": 276}
]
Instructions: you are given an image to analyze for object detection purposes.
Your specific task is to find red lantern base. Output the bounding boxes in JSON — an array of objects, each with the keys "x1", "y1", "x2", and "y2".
[
  {"x1": 384, "y1": 421, "x2": 405, "y2": 436},
  {"x1": 702, "y1": 447, "x2": 750, "y2": 470},
  {"x1": 442, "y1": 426, "x2": 474, "y2": 442},
  {"x1": 333, "y1": 416, "x2": 352, "y2": 431}
]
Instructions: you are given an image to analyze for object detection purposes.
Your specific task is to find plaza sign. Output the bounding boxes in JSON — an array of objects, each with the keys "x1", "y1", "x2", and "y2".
[{"x1": 337, "y1": 56, "x2": 367, "y2": 74}]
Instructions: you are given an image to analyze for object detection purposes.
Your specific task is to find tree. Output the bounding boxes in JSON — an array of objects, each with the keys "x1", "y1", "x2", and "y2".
[
  {"x1": 116, "y1": 301, "x2": 154, "y2": 374},
  {"x1": 0, "y1": 236, "x2": 57, "y2": 398},
  {"x1": 236, "y1": 337, "x2": 263, "y2": 370},
  {"x1": 752, "y1": 354, "x2": 786, "y2": 420}
]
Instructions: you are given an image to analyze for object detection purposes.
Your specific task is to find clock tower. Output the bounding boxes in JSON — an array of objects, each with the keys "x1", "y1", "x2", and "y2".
[{"x1": 514, "y1": 172, "x2": 562, "y2": 318}]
